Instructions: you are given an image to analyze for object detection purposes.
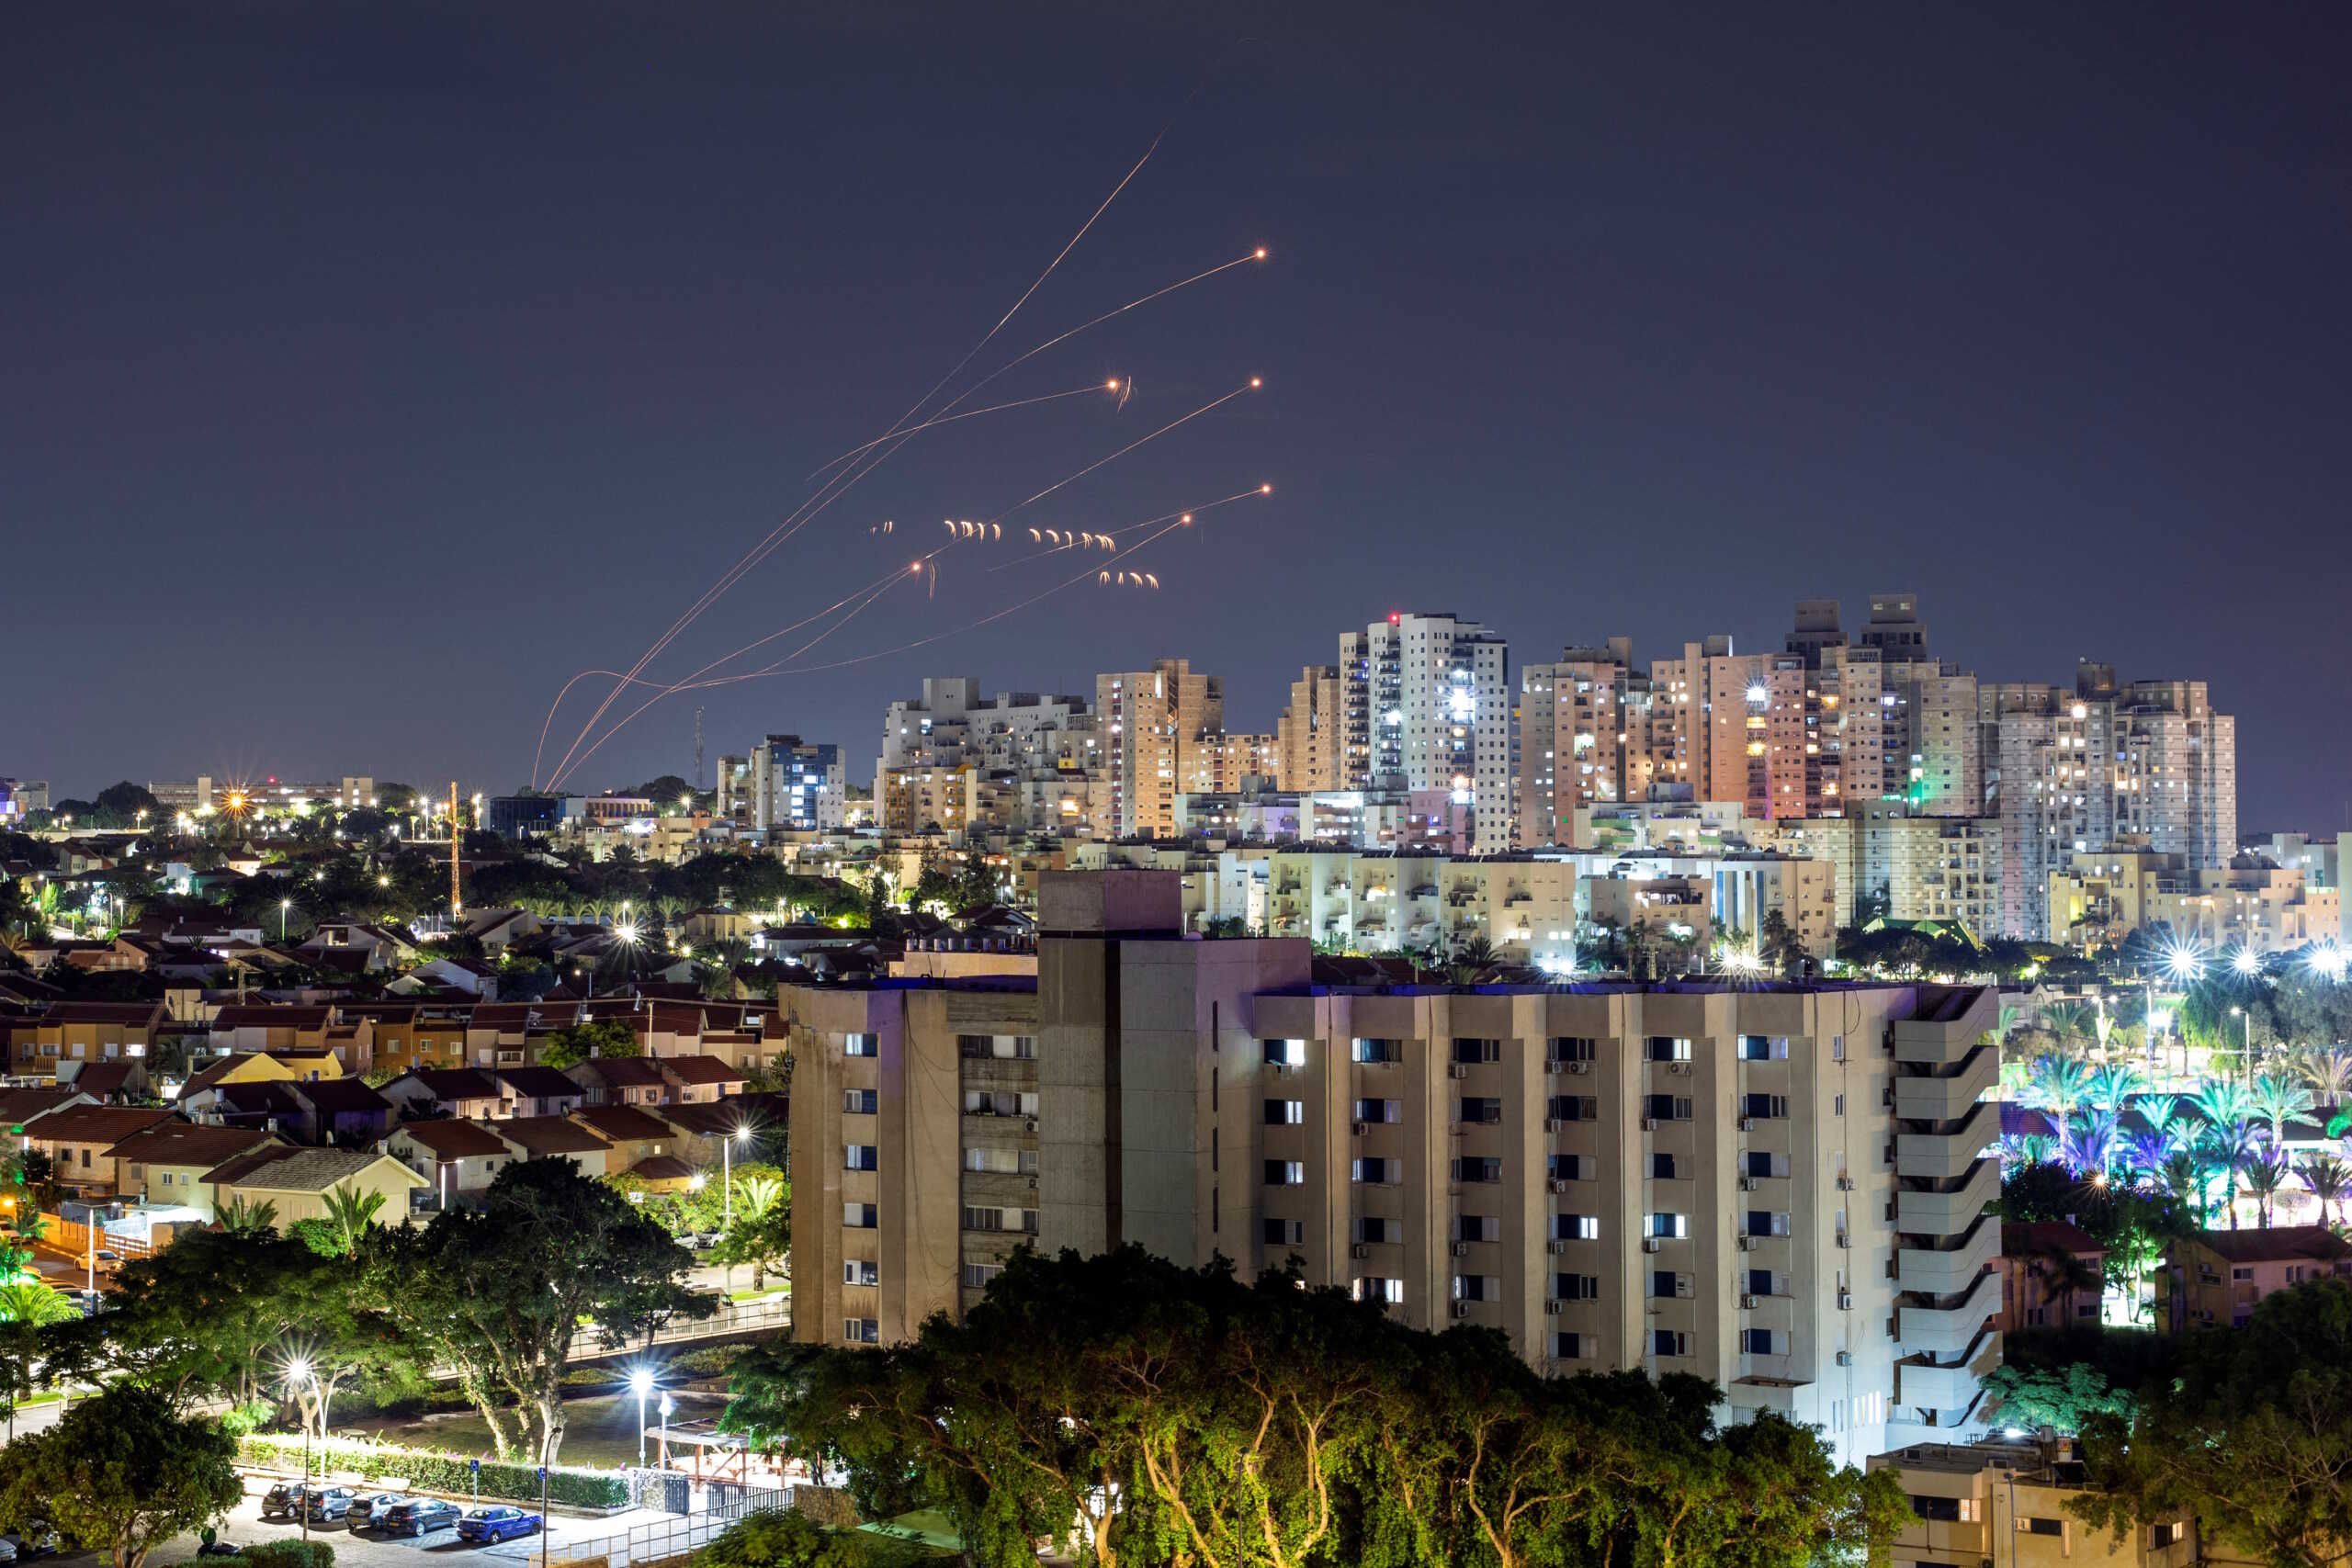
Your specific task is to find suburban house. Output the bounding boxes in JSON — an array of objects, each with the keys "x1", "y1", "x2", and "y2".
[
  {"x1": 56, "y1": 1058, "x2": 152, "y2": 1102},
  {"x1": 300, "y1": 922, "x2": 422, "y2": 970},
  {"x1": 5, "y1": 1000, "x2": 166, "y2": 1079},
  {"x1": 570, "y1": 1103, "x2": 681, "y2": 1176},
  {"x1": 106, "y1": 1121, "x2": 285, "y2": 1216},
  {"x1": 565, "y1": 1055, "x2": 671, "y2": 1108},
  {"x1": 2164, "y1": 1225, "x2": 2352, "y2": 1330},
  {"x1": 25, "y1": 1104, "x2": 176, "y2": 1196},
  {"x1": 0, "y1": 1086, "x2": 93, "y2": 1132},
  {"x1": 494, "y1": 1066, "x2": 585, "y2": 1119},
  {"x1": 287, "y1": 1078, "x2": 396, "y2": 1146},
  {"x1": 1998, "y1": 1220, "x2": 2108, "y2": 1331},
  {"x1": 657, "y1": 1054, "x2": 746, "y2": 1104},
  {"x1": 490, "y1": 1115, "x2": 614, "y2": 1177},
  {"x1": 209, "y1": 1004, "x2": 335, "y2": 1056},
  {"x1": 183, "y1": 1079, "x2": 309, "y2": 1138},
  {"x1": 387, "y1": 956, "x2": 503, "y2": 999},
  {"x1": 460, "y1": 907, "x2": 540, "y2": 956},
  {"x1": 199, "y1": 1146, "x2": 428, "y2": 1228},
  {"x1": 390, "y1": 1119, "x2": 519, "y2": 1207},
  {"x1": 379, "y1": 1067, "x2": 505, "y2": 1122}
]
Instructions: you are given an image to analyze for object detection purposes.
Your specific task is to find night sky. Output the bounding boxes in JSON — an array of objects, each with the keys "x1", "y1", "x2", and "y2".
[{"x1": 8, "y1": 5, "x2": 2349, "y2": 829}]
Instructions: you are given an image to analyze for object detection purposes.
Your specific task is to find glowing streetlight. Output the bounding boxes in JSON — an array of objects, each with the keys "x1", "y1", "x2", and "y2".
[
  {"x1": 2231, "y1": 948, "x2": 2261, "y2": 977},
  {"x1": 280, "y1": 898, "x2": 292, "y2": 941},
  {"x1": 628, "y1": 1368, "x2": 656, "y2": 1465},
  {"x1": 2161, "y1": 942, "x2": 2204, "y2": 985},
  {"x1": 724, "y1": 1124, "x2": 751, "y2": 1225},
  {"x1": 284, "y1": 1357, "x2": 318, "y2": 1541},
  {"x1": 2312, "y1": 942, "x2": 2348, "y2": 983},
  {"x1": 1745, "y1": 683, "x2": 1770, "y2": 705}
]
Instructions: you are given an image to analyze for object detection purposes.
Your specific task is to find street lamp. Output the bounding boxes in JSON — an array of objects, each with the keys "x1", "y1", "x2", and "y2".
[
  {"x1": 724, "y1": 1125, "x2": 751, "y2": 1226},
  {"x1": 2229, "y1": 1005, "x2": 2253, "y2": 1084},
  {"x1": 2231, "y1": 948, "x2": 2261, "y2": 977},
  {"x1": 285, "y1": 1357, "x2": 317, "y2": 1543},
  {"x1": 629, "y1": 1368, "x2": 655, "y2": 1466},
  {"x1": 280, "y1": 899, "x2": 292, "y2": 941}
]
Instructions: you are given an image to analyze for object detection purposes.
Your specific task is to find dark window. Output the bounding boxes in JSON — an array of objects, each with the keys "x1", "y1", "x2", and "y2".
[
  {"x1": 1746, "y1": 1151, "x2": 1776, "y2": 1178},
  {"x1": 1548, "y1": 1095, "x2": 1596, "y2": 1121},
  {"x1": 1459, "y1": 1097, "x2": 1501, "y2": 1124},
  {"x1": 1549, "y1": 1036, "x2": 1595, "y2": 1062},
  {"x1": 1742, "y1": 1093, "x2": 1789, "y2": 1119},
  {"x1": 1651, "y1": 1269, "x2": 1678, "y2": 1298},
  {"x1": 1452, "y1": 1038, "x2": 1500, "y2": 1065},
  {"x1": 1748, "y1": 1269, "x2": 1773, "y2": 1296},
  {"x1": 1452, "y1": 1156, "x2": 1501, "y2": 1183},
  {"x1": 1652, "y1": 1153, "x2": 1678, "y2": 1179}
]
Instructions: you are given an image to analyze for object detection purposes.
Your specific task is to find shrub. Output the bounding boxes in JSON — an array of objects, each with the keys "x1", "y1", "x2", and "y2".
[
  {"x1": 241, "y1": 1542, "x2": 336, "y2": 1568},
  {"x1": 695, "y1": 1510, "x2": 934, "y2": 1568},
  {"x1": 235, "y1": 1435, "x2": 628, "y2": 1509}
]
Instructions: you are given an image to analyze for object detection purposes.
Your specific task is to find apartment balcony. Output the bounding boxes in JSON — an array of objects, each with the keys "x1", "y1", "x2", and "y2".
[
  {"x1": 1894, "y1": 1045, "x2": 1999, "y2": 1122},
  {"x1": 1895, "y1": 1100, "x2": 2001, "y2": 1181},
  {"x1": 1892, "y1": 987, "x2": 2001, "y2": 1065},
  {"x1": 1894, "y1": 1158, "x2": 2000, "y2": 1235},
  {"x1": 1896, "y1": 1213, "x2": 2002, "y2": 1297},
  {"x1": 1895, "y1": 1326, "x2": 2002, "y2": 1413},
  {"x1": 1894, "y1": 1269, "x2": 2001, "y2": 1357}
]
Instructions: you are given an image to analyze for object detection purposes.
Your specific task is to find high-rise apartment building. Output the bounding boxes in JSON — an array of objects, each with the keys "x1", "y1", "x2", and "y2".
[
  {"x1": 789, "y1": 868, "x2": 2005, "y2": 1465},
  {"x1": 1274, "y1": 664, "x2": 1346, "y2": 792},
  {"x1": 1983, "y1": 666, "x2": 2236, "y2": 940},
  {"x1": 749, "y1": 734, "x2": 844, "y2": 832},
  {"x1": 1095, "y1": 660, "x2": 1225, "y2": 839},
  {"x1": 1339, "y1": 613, "x2": 1512, "y2": 852},
  {"x1": 877, "y1": 679, "x2": 1095, "y2": 784}
]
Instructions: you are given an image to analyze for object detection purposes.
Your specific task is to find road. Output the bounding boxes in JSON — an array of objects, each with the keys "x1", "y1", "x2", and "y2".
[{"x1": 129, "y1": 1482, "x2": 691, "y2": 1568}]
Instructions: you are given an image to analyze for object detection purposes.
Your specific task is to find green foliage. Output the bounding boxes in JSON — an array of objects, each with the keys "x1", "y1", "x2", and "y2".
[
  {"x1": 288, "y1": 1217, "x2": 345, "y2": 1258},
  {"x1": 0, "y1": 1385, "x2": 241, "y2": 1568},
  {"x1": 727, "y1": 1246, "x2": 1910, "y2": 1568},
  {"x1": 235, "y1": 1434, "x2": 628, "y2": 1508},
  {"x1": 1980, "y1": 1361, "x2": 2135, "y2": 1435},
  {"x1": 695, "y1": 1509, "x2": 933, "y2": 1568},
  {"x1": 237, "y1": 1542, "x2": 336, "y2": 1568},
  {"x1": 540, "y1": 1019, "x2": 640, "y2": 1069},
  {"x1": 2075, "y1": 1277, "x2": 2352, "y2": 1568}
]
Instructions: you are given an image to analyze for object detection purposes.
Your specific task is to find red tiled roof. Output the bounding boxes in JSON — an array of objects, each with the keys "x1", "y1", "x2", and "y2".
[
  {"x1": 24, "y1": 1105, "x2": 175, "y2": 1145},
  {"x1": 495, "y1": 1115, "x2": 609, "y2": 1156},
  {"x1": 2003, "y1": 1221, "x2": 2104, "y2": 1258},
  {"x1": 2190, "y1": 1225, "x2": 2352, "y2": 1265},
  {"x1": 395, "y1": 1120, "x2": 511, "y2": 1159},
  {"x1": 571, "y1": 1104, "x2": 673, "y2": 1143}
]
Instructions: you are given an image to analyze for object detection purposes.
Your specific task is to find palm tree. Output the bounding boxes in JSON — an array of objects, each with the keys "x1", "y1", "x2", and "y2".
[
  {"x1": 2060, "y1": 1109, "x2": 2122, "y2": 1180},
  {"x1": 2297, "y1": 1155, "x2": 2350, "y2": 1227},
  {"x1": 2241, "y1": 1150, "x2": 2292, "y2": 1229},
  {"x1": 2028, "y1": 1055, "x2": 2096, "y2": 1121},
  {"x1": 2249, "y1": 1075, "x2": 2316, "y2": 1148},
  {"x1": 2193, "y1": 1080, "x2": 2257, "y2": 1144},
  {"x1": 320, "y1": 1184, "x2": 385, "y2": 1255},
  {"x1": 0, "y1": 1281, "x2": 75, "y2": 1326},
  {"x1": 2161, "y1": 1150, "x2": 2207, "y2": 1224},
  {"x1": 2085, "y1": 1062, "x2": 2143, "y2": 1114},
  {"x1": 2298, "y1": 1048, "x2": 2352, "y2": 1111},
  {"x1": 2026, "y1": 1244, "x2": 2105, "y2": 1326},
  {"x1": 1446, "y1": 934, "x2": 1498, "y2": 985},
  {"x1": 2137, "y1": 1093, "x2": 2182, "y2": 1154},
  {"x1": 216, "y1": 1195, "x2": 279, "y2": 1237},
  {"x1": 2200, "y1": 1117, "x2": 2262, "y2": 1230},
  {"x1": 2042, "y1": 1001, "x2": 2095, "y2": 1060}
]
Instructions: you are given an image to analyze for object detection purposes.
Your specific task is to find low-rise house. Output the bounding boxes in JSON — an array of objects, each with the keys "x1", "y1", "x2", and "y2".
[
  {"x1": 186, "y1": 1080, "x2": 310, "y2": 1139},
  {"x1": 107, "y1": 1121, "x2": 284, "y2": 1215},
  {"x1": 387, "y1": 957, "x2": 502, "y2": 999},
  {"x1": 201, "y1": 1146, "x2": 428, "y2": 1227},
  {"x1": 57, "y1": 1059, "x2": 152, "y2": 1102},
  {"x1": 25, "y1": 1104, "x2": 176, "y2": 1196},
  {"x1": 1998, "y1": 1220, "x2": 2108, "y2": 1331},
  {"x1": 494, "y1": 1066, "x2": 585, "y2": 1119},
  {"x1": 0, "y1": 1086, "x2": 94, "y2": 1132},
  {"x1": 209, "y1": 1004, "x2": 334, "y2": 1055},
  {"x1": 460, "y1": 907, "x2": 540, "y2": 957},
  {"x1": 492, "y1": 1115, "x2": 614, "y2": 1177},
  {"x1": 569, "y1": 1103, "x2": 682, "y2": 1174},
  {"x1": 656, "y1": 1054, "x2": 746, "y2": 1104},
  {"x1": 2164, "y1": 1225, "x2": 2352, "y2": 1330},
  {"x1": 6, "y1": 1000, "x2": 166, "y2": 1080},
  {"x1": 564, "y1": 1055, "x2": 671, "y2": 1108},
  {"x1": 379, "y1": 1067, "x2": 505, "y2": 1122},
  {"x1": 300, "y1": 922, "x2": 422, "y2": 970},
  {"x1": 288, "y1": 1078, "x2": 396, "y2": 1147},
  {"x1": 657, "y1": 1098, "x2": 781, "y2": 1166},
  {"x1": 390, "y1": 1120, "x2": 519, "y2": 1207}
]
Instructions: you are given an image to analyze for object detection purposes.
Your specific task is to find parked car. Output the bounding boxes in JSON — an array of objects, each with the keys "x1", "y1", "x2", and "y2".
[
  {"x1": 92, "y1": 1249, "x2": 122, "y2": 1271},
  {"x1": 378, "y1": 1499, "x2": 460, "y2": 1539},
  {"x1": 3, "y1": 1523, "x2": 59, "y2": 1559},
  {"x1": 346, "y1": 1493, "x2": 407, "y2": 1529},
  {"x1": 0, "y1": 1536, "x2": 18, "y2": 1564},
  {"x1": 259, "y1": 1484, "x2": 308, "y2": 1520},
  {"x1": 302, "y1": 1488, "x2": 356, "y2": 1522},
  {"x1": 456, "y1": 1507, "x2": 541, "y2": 1545}
]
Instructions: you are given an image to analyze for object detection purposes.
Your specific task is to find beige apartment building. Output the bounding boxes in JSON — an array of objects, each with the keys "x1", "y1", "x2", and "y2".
[
  {"x1": 789, "y1": 868, "x2": 2003, "y2": 1465},
  {"x1": 2047, "y1": 851, "x2": 2336, "y2": 957},
  {"x1": 1788, "y1": 806, "x2": 2004, "y2": 935},
  {"x1": 1871, "y1": 1439, "x2": 2199, "y2": 1568},
  {"x1": 1274, "y1": 663, "x2": 1346, "y2": 792},
  {"x1": 1095, "y1": 659, "x2": 1227, "y2": 839}
]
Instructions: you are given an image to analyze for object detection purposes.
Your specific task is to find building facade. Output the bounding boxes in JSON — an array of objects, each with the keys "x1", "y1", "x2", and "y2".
[
  {"x1": 750, "y1": 734, "x2": 845, "y2": 832},
  {"x1": 1340, "y1": 613, "x2": 1513, "y2": 852}
]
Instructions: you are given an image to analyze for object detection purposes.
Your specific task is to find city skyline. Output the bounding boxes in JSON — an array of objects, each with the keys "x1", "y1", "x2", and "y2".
[{"x1": 11, "y1": 6, "x2": 2351, "y2": 828}]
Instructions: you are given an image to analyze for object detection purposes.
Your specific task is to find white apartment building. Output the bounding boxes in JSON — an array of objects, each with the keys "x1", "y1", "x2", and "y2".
[
  {"x1": 876, "y1": 678, "x2": 1095, "y2": 784},
  {"x1": 787, "y1": 868, "x2": 2005, "y2": 1468},
  {"x1": 1340, "y1": 613, "x2": 1512, "y2": 852}
]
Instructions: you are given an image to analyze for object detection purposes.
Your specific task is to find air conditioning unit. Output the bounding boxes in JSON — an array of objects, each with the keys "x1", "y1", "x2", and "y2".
[
  {"x1": 1451, "y1": 1302, "x2": 1472, "y2": 1320},
  {"x1": 1547, "y1": 1178, "x2": 1571, "y2": 1193},
  {"x1": 1026, "y1": 1175, "x2": 1038, "y2": 1190},
  {"x1": 1642, "y1": 1237, "x2": 1663, "y2": 1253},
  {"x1": 1351, "y1": 1121, "x2": 1368, "y2": 1137},
  {"x1": 1835, "y1": 1350, "x2": 1853, "y2": 1367},
  {"x1": 1544, "y1": 1117, "x2": 1562, "y2": 1133},
  {"x1": 1882, "y1": 1087, "x2": 1895, "y2": 1107},
  {"x1": 1568, "y1": 1060, "x2": 1591, "y2": 1075},
  {"x1": 1668, "y1": 1062, "x2": 1691, "y2": 1076},
  {"x1": 1738, "y1": 1235, "x2": 1758, "y2": 1252},
  {"x1": 1451, "y1": 1240, "x2": 1470, "y2": 1258},
  {"x1": 1836, "y1": 1233, "x2": 1852, "y2": 1249},
  {"x1": 1548, "y1": 1238, "x2": 1569, "y2": 1255},
  {"x1": 1544, "y1": 1299, "x2": 1563, "y2": 1315},
  {"x1": 1737, "y1": 1176, "x2": 1758, "y2": 1191},
  {"x1": 1349, "y1": 1243, "x2": 1370, "y2": 1258},
  {"x1": 1739, "y1": 1293, "x2": 1758, "y2": 1309},
  {"x1": 1024, "y1": 1118, "x2": 1039, "y2": 1134},
  {"x1": 1836, "y1": 1175, "x2": 1855, "y2": 1190},
  {"x1": 1544, "y1": 1060, "x2": 1568, "y2": 1076},
  {"x1": 1640, "y1": 1116, "x2": 1657, "y2": 1131},
  {"x1": 1838, "y1": 1290, "x2": 1854, "y2": 1311},
  {"x1": 1449, "y1": 1064, "x2": 1471, "y2": 1079},
  {"x1": 1736, "y1": 1116, "x2": 1753, "y2": 1132}
]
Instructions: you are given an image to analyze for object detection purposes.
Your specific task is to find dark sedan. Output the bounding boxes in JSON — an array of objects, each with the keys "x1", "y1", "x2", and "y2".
[{"x1": 377, "y1": 1499, "x2": 461, "y2": 1539}]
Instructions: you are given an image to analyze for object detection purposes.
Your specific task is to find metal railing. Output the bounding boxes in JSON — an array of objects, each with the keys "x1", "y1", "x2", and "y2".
[{"x1": 543, "y1": 1484, "x2": 794, "y2": 1567}]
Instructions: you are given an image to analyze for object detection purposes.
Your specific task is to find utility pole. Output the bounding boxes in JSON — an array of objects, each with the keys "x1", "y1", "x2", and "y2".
[{"x1": 448, "y1": 781, "x2": 462, "y2": 920}]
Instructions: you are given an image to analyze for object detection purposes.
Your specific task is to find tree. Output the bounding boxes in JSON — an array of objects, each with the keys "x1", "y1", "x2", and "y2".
[
  {"x1": 375, "y1": 1158, "x2": 707, "y2": 1462},
  {"x1": 2075, "y1": 1278, "x2": 2352, "y2": 1568},
  {"x1": 214, "y1": 1194, "x2": 278, "y2": 1238},
  {"x1": 2297, "y1": 1154, "x2": 2350, "y2": 1225},
  {"x1": 539, "y1": 1018, "x2": 639, "y2": 1069},
  {"x1": 713, "y1": 1174, "x2": 790, "y2": 1290},
  {"x1": 1980, "y1": 1361, "x2": 2135, "y2": 1435},
  {"x1": 0, "y1": 1384, "x2": 240, "y2": 1568},
  {"x1": 320, "y1": 1183, "x2": 386, "y2": 1255}
]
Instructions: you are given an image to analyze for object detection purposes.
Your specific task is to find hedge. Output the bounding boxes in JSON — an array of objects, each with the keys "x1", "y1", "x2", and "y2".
[
  {"x1": 239, "y1": 1543, "x2": 336, "y2": 1568},
  {"x1": 238, "y1": 1434, "x2": 629, "y2": 1509}
]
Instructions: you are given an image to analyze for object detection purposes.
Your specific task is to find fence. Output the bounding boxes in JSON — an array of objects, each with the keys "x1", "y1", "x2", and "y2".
[
  {"x1": 574, "y1": 1294, "x2": 791, "y2": 1357},
  {"x1": 547, "y1": 1481, "x2": 794, "y2": 1568}
]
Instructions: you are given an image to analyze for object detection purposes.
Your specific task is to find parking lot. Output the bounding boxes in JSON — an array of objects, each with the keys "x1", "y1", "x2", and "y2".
[{"x1": 132, "y1": 1484, "x2": 662, "y2": 1568}]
